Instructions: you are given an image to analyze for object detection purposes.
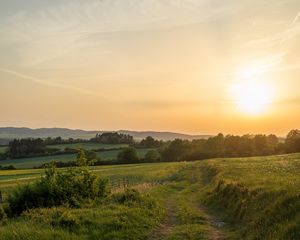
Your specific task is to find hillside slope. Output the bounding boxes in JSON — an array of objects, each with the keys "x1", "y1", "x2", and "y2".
[
  {"x1": 200, "y1": 153, "x2": 300, "y2": 239},
  {"x1": 0, "y1": 127, "x2": 209, "y2": 143}
]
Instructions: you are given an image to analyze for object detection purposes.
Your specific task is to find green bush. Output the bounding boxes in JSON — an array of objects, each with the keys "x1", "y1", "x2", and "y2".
[
  {"x1": 0, "y1": 205, "x2": 7, "y2": 222},
  {"x1": 6, "y1": 166, "x2": 109, "y2": 216},
  {"x1": 144, "y1": 149, "x2": 161, "y2": 162},
  {"x1": 117, "y1": 147, "x2": 139, "y2": 163}
]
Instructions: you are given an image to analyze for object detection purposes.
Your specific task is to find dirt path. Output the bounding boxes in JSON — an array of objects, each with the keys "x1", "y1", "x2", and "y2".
[
  {"x1": 190, "y1": 166, "x2": 225, "y2": 240},
  {"x1": 148, "y1": 164, "x2": 225, "y2": 240},
  {"x1": 197, "y1": 205, "x2": 224, "y2": 240},
  {"x1": 148, "y1": 199, "x2": 176, "y2": 240}
]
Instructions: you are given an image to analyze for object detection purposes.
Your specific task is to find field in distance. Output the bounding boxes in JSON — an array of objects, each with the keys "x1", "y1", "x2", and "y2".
[
  {"x1": 0, "y1": 147, "x2": 152, "y2": 169},
  {"x1": 0, "y1": 153, "x2": 300, "y2": 239},
  {"x1": 0, "y1": 142, "x2": 129, "y2": 154}
]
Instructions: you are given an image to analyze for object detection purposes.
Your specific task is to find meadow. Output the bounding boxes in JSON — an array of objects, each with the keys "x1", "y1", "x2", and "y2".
[
  {"x1": 0, "y1": 153, "x2": 300, "y2": 239},
  {"x1": 0, "y1": 142, "x2": 129, "y2": 156},
  {"x1": 0, "y1": 148, "x2": 153, "y2": 169},
  {"x1": 0, "y1": 146, "x2": 6, "y2": 153},
  {"x1": 48, "y1": 142, "x2": 128, "y2": 151}
]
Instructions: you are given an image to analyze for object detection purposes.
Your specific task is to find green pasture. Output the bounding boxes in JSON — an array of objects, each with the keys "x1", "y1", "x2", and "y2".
[
  {"x1": 0, "y1": 146, "x2": 7, "y2": 153},
  {"x1": 0, "y1": 148, "x2": 153, "y2": 169},
  {"x1": 1, "y1": 153, "x2": 300, "y2": 239},
  {"x1": 48, "y1": 142, "x2": 128, "y2": 150}
]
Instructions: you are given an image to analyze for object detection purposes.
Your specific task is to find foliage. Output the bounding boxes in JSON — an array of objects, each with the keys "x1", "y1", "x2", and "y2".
[
  {"x1": 0, "y1": 205, "x2": 7, "y2": 222},
  {"x1": 6, "y1": 165, "x2": 108, "y2": 216},
  {"x1": 285, "y1": 129, "x2": 300, "y2": 153},
  {"x1": 0, "y1": 165, "x2": 16, "y2": 170},
  {"x1": 200, "y1": 154, "x2": 300, "y2": 239},
  {"x1": 139, "y1": 136, "x2": 163, "y2": 148},
  {"x1": 7, "y1": 138, "x2": 48, "y2": 159},
  {"x1": 117, "y1": 147, "x2": 139, "y2": 163},
  {"x1": 91, "y1": 132, "x2": 134, "y2": 144},
  {"x1": 144, "y1": 149, "x2": 161, "y2": 162},
  {"x1": 110, "y1": 189, "x2": 143, "y2": 205},
  {"x1": 160, "y1": 133, "x2": 284, "y2": 161}
]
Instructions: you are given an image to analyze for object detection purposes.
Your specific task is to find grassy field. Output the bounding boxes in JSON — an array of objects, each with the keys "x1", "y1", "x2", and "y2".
[
  {"x1": 1, "y1": 153, "x2": 300, "y2": 239},
  {"x1": 0, "y1": 148, "x2": 153, "y2": 169},
  {"x1": 0, "y1": 146, "x2": 6, "y2": 153},
  {"x1": 0, "y1": 161, "x2": 219, "y2": 240},
  {"x1": 0, "y1": 142, "x2": 129, "y2": 155},
  {"x1": 200, "y1": 153, "x2": 300, "y2": 239},
  {"x1": 48, "y1": 142, "x2": 128, "y2": 150}
]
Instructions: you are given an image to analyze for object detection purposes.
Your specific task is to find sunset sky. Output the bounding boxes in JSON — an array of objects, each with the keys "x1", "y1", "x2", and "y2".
[{"x1": 1, "y1": 0, "x2": 300, "y2": 136}]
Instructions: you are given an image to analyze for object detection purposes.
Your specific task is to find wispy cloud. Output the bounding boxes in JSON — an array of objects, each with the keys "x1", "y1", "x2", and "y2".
[
  {"x1": 0, "y1": 68, "x2": 101, "y2": 97},
  {"x1": 291, "y1": 9, "x2": 300, "y2": 25},
  {"x1": 0, "y1": 0, "x2": 239, "y2": 67}
]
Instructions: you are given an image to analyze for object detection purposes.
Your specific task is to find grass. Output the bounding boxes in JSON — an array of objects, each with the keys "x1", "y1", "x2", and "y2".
[
  {"x1": 1, "y1": 153, "x2": 300, "y2": 239},
  {"x1": 0, "y1": 148, "x2": 153, "y2": 169},
  {"x1": 0, "y1": 146, "x2": 7, "y2": 153},
  {"x1": 0, "y1": 161, "x2": 218, "y2": 240},
  {"x1": 200, "y1": 153, "x2": 300, "y2": 239},
  {"x1": 48, "y1": 142, "x2": 128, "y2": 150},
  {"x1": 0, "y1": 143, "x2": 129, "y2": 154},
  {"x1": 0, "y1": 154, "x2": 76, "y2": 169}
]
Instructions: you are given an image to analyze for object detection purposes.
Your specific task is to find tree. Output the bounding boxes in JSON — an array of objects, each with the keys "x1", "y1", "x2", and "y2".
[
  {"x1": 76, "y1": 149, "x2": 88, "y2": 167},
  {"x1": 91, "y1": 132, "x2": 134, "y2": 144},
  {"x1": 253, "y1": 135, "x2": 269, "y2": 156},
  {"x1": 161, "y1": 139, "x2": 188, "y2": 161},
  {"x1": 117, "y1": 147, "x2": 139, "y2": 163},
  {"x1": 140, "y1": 136, "x2": 162, "y2": 148},
  {"x1": 144, "y1": 149, "x2": 161, "y2": 162},
  {"x1": 285, "y1": 129, "x2": 300, "y2": 153},
  {"x1": 7, "y1": 138, "x2": 47, "y2": 158}
]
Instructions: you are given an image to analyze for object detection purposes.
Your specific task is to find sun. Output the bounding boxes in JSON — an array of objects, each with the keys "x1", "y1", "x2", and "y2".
[{"x1": 231, "y1": 81, "x2": 273, "y2": 115}]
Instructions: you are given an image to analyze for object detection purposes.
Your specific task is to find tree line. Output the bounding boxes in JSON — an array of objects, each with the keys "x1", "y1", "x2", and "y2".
[
  {"x1": 2, "y1": 130, "x2": 300, "y2": 164},
  {"x1": 159, "y1": 129, "x2": 300, "y2": 162}
]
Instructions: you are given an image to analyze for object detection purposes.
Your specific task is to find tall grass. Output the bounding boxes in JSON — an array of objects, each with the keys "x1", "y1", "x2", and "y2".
[{"x1": 200, "y1": 153, "x2": 300, "y2": 239}]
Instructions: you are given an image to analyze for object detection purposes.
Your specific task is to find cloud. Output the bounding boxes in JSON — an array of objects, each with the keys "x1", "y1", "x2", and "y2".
[
  {"x1": 0, "y1": 0, "x2": 239, "y2": 67},
  {"x1": 0, "y1": 68, "x2": 101, "y2": 97},
  {"x1": 291, "y1": 9, "x2": 300, "y2": 25}
]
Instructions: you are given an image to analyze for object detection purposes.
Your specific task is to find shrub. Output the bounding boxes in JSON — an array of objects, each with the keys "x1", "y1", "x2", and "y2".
[
  {"x1": 117, "y1": 147, "x2": 139, "y2": 163},
  {"x1": 0, "y1": 165, "x2": 16, "y2": 170},
  {"x1": 7, "y1": 166, "x2": 109, "y2": 216},
  {"x1": 144, "y1": 149, "x2": 161, "y2": 162},
  {"x1": 0, "y1": 205, "x2": 7, "y2": 222}
]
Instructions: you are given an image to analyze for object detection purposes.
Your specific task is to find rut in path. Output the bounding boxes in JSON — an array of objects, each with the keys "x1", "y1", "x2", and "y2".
[
  {"x1": 190, "y1": 166, "x2": 225, "y2": 240},
  {"x1": 197, "y1": 205, "x2": 224, "y2": 240},
  {"x1": 149, "y1": 195, "x2": 224, "y2": 240},
  {"x1": 148, "y1": 199, "x2": 176, "y2": 240},
  {"x1": 148, "y1": 165, "x2": 225, "y2": 240}
]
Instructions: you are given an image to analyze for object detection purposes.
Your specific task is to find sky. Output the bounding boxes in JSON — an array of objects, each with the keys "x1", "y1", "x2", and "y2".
[{"x1": 0, "y1": 0, "x2": 300, "y2": 136}]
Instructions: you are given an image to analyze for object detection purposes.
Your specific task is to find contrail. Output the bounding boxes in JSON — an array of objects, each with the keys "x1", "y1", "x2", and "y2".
[
  {"x1": 0, "y1": 68, "x2": 101, "y2": 97},
  {"x1": 291, "y1": 10, "x2": 300, "y2": 25}
]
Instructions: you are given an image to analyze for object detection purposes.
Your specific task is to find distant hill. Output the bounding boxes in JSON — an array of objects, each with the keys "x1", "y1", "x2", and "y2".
[{"x1": 0, "y1": 127, "x2": 210, "y2": 144}]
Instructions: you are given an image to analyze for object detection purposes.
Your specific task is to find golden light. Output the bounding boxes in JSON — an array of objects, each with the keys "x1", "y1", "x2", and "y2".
[
  {"x1": 229, "y1": 61, "x2": 276, "y2": 115},
  {"x1": 231, "y1": 81, "x2": 273, "y2": 115}
]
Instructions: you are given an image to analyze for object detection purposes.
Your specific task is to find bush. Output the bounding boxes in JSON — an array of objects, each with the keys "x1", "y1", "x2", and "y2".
[
  {"x1": 117, "y1": 147, "x2": 139, "y2": 163},
  {"x1": 7, "y1": 166, "x2": 109, "y2": 216},
  {"x1": 144, "y1": 149, "x2": 161, "y2": 162},
  {"x1": 0, "y1": 165, "x2": 16, "y2": 170},
  {"x1": 0, "y1": 205, "x2": 7, "y2": 222}
]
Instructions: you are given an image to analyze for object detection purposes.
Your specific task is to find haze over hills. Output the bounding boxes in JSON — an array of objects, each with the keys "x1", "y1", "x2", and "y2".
[{"x1": 0, "y1": 127, "x2": 210, "y2": 144}]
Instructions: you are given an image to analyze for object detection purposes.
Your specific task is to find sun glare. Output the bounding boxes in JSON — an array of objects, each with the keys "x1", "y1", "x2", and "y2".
[{"x1": 231, "y1": 81, "x2": 273, "y2": 115}]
